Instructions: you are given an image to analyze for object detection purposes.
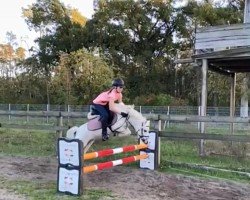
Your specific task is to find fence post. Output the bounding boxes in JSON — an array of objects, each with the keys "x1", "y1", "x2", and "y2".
[
  {"x1": 57, "y1": 111, "x2": 64, "y2": 137},
  {"x1": 67, "y1": 105, "x2": 70, "y2": 124},
  {"x1": 198, "y1": 106, "x2": 201, "y2": 130},
  {"x1": 157, "y1": 115, "x2": 161, "y2": 165},
  {"x1": 46, "y1": 104, "x2": 49, "y2": 123},
  {"x1": 167, "y1": 106, "x2": 170, "y2": 128},
  {"x1": 8, "y1": 104, "x2": 11, "y2": 121},
  {"x1": 26, "y1": 104, "x2": 29, "y2": 122},
  {"x1": 199, "y1": 105, "x2": 205, "y2": 156}
]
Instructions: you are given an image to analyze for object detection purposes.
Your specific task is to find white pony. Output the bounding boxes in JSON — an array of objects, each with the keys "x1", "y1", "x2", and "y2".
[{"x1": 66, "y1": 104, "x2": 149, "y2": 153}]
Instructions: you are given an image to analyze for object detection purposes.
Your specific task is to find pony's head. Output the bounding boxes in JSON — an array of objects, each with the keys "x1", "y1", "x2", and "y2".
[{"x1": 116, "y1": 104, "x2": 149, "y2": 141}]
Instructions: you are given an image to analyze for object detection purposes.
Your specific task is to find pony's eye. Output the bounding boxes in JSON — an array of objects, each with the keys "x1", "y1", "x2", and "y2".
[{"x1": 144, "y1": 130, "x2": 147, "y2": 132}]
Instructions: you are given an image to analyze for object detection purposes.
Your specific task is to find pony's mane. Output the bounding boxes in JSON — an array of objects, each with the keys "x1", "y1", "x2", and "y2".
[{"x1": 115, "y1": 103, "x2": 146, "y2": 120}]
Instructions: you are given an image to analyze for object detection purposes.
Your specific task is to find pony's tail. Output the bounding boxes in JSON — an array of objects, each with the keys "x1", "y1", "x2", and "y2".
[{"x1": 66, "y1": 126, "x2": 78, "y2": 139}]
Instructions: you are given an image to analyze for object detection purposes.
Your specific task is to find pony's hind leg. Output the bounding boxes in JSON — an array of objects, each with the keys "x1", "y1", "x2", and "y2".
[{"x1": 66, "y1": 126, "x2": 78, "y2": 139}]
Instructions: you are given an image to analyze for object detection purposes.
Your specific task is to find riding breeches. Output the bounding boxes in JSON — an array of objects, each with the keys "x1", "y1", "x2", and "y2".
[{"x1": 90, "y1": 103, "x2": 111, "y2": 133}]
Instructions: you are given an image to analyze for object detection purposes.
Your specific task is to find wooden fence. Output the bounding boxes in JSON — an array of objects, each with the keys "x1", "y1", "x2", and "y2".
[{"x1": 1, "y1": 111, "x2": 250, "y2": 143}]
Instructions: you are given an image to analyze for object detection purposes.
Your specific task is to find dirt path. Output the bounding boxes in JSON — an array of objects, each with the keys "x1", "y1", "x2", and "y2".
[{"x1": 0, "y1": 155, "x2": 249, "y2": 200}]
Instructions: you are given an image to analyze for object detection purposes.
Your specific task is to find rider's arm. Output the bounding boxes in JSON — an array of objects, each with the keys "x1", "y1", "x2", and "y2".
[
  {"x1": 109, "y1": 99, "x2": 122, "y2": 114},
  {"x1": 117, "y1": 93, "x2": 125, "y2": 105},
  {"x1": 119, "y1": 102, "x2": 125, "y2": 106}
]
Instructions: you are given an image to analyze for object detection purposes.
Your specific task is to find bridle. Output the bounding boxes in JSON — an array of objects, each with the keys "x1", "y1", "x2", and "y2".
[
  {"x1": 111, "y1": 110, "x2": 149, "y2": 143},
  {"x1": 110, "y1": 115, "x2": 129, "y2": 133},
  {"x1": 125, "y1": 114, "x2": 149, "y2": 143}
]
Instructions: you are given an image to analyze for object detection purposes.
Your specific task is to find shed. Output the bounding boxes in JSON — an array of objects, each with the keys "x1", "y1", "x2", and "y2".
[{"x1": 190, "y1": 0, "x2": 250, "y2": 155}]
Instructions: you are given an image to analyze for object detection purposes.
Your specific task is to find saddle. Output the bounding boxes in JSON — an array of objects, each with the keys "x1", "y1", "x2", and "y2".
[{"x1": 87, "y1": 112, "x2": 117, "y2": 131}]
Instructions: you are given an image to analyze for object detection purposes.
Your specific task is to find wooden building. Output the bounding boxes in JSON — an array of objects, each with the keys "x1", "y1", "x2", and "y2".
[{"x1": 192, "y1": 0, "x2": 250, "y2": 155}]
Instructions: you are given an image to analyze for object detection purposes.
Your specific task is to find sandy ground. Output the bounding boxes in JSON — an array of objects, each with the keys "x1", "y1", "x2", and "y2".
[{"x1": 0, "y1": 155, "x2": 249, "y2": 200}]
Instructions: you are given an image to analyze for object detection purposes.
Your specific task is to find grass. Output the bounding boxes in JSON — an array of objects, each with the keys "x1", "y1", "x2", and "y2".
[
  {"x1": 0, "y1": 177, "x2": 115, "y2": 200},
  {"x1": 159, "y1": 139, "x2": 250, "y2": 183},
  {"x1": 0, "y1": 129, "x2": 57, "y2": 156},
  {"x1": 161, "y1": 140, "x2": 249, "y2": 168},
  {"x1": 0, "y1": 128, "x2": 118, "y2": 200},
  {"x1": 0, "y1": 127, "x2": 249, "y2": 199}
]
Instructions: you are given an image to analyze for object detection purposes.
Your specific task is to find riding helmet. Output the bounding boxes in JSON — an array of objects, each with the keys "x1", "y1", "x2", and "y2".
[{"x1": 112, "y1": 78, "x2": 125, "y2": 87}]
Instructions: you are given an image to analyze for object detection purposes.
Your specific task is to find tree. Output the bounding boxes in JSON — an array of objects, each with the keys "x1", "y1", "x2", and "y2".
[
  {"x1": 85, "y1": 0, "x2": 187, "y2": 98},
  {"x1": 22, "y1": 0, "x2": 88, "y2": 67},
  {"x1": 50, "y1": 49, "x2": 114, "y2": 105},
  {"x1": 22, "y1": 0, "x2": 88, "y2": 104}
]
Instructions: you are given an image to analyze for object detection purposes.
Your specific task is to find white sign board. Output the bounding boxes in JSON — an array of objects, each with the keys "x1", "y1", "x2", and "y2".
[
  {"x1": 57, "y1": 167, "x2": 82, "y2": 195},
  {"x1": 139, "y1": 152, "x2": 155, "y2": 170},
  {"x1": 58, "y1": 138, "x2": 82, "y2": 167}
]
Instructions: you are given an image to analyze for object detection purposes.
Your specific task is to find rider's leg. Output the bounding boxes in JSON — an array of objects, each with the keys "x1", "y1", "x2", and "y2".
[
  {"x1": 91, "y1": 104, "x2": 110, "y2": 141},
  {"x1": 100, "y1": 114, "x2": 109, "y2": 141}
]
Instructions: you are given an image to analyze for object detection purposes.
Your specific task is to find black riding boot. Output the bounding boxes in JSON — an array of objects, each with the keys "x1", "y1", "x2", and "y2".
[
  {"x1": 99, "y1": 115, "x2": 110, "y2": 141},
  {"x1": 101, "y1": 121, "x2": 109, "y2": 141},
  {"x1": 102, "y1": 129, "x2": 109, "y2": 141}
]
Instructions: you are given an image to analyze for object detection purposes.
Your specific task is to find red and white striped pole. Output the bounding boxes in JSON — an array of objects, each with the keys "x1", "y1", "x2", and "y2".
[
  {"x1": 83, "y1": 154, "x2": 148, "y2": 173},
  {"x1": 83, "y1": 143, "x2": 147, "y2": 160}
]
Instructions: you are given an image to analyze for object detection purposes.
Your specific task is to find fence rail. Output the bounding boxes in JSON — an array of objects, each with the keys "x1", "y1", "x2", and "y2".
[
  {"x1": 0, "y1": 110, "x2": 249, "y2": 142},
  {"x1": 159, "y1": 132, "x2": 250, "y2": 142},
  {"x1": 0, "y1": 110, "x2": 85, "y2": 118},
  {"x1": 1, "y1": 110, "x2": 250, "y2": 123},
  {"x1": 0, "y1": 123, "x2": 67, "y2": 131},
  {"x1": 145, "y1": 114, "x2": 250, "y2": 123}
]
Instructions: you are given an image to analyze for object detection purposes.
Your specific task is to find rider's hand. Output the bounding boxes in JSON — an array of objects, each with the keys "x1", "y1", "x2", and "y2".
[{"x1": 121, "y1": 112, "x2": 128, "y2": 118}]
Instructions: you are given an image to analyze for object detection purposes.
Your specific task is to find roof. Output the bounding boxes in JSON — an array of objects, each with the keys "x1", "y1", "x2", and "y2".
[{"x1": 192, "y1": 47, "x2": 250, "y2": 75}]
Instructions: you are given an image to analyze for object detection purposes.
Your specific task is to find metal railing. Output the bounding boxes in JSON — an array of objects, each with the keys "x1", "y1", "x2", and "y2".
[{"x1": 1, "y1": 103, "x2": 249, "y2": 116}]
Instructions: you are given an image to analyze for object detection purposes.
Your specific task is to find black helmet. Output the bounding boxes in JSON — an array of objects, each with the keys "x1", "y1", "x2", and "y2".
[{"x1": 112, "y1": 78, "x2": 124, "y2": 87}]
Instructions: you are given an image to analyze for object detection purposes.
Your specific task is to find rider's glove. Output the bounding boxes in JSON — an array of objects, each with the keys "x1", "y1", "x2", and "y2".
[{"x1": 121, "y1": 112, "x2": 128, "y2": 118}]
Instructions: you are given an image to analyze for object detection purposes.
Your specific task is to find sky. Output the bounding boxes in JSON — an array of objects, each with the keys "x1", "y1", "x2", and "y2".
[{"x1": 0, "y1": 0, "x2": 95, "y2": 50}]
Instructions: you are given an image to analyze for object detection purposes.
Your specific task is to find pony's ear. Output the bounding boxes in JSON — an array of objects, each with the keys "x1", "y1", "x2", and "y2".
[{"x1": 127, "y1": 104, "x2": 134, "y2": 109}]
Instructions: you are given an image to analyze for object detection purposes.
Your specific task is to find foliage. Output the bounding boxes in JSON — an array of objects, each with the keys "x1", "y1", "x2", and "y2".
[
  {"x1": 70, "y1": 8, "x2": 87, "y2": 26},
  {"x1": 0, "y1": 44, "x2": 15, "y2": 62},
  {"x1": 50, "y1": 49, "x2": 114, "y2": 105},
  {"x1": 133, "y1": 93, "x2": 188, "y2": 106},
  {"x1": 22, "y1": 0, "x2": 88, "y2": 74},
  {"x1": 183, "y1": 0, "x2": 244, "y2": 27},
  {"x1": 85, "y1": 0, "x2": 187, "y2": 98},
  {"x1": 0, "y1": 0, "x2": 247, "y2": 106}
]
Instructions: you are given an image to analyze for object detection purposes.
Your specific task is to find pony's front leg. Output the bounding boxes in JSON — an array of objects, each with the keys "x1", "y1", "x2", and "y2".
[
  {"x1": 83, "y1": 139, "x2": 95, "y2": 154},
  {"x1": 113, "y1": 128, "x2": 131, "y2": 137}
]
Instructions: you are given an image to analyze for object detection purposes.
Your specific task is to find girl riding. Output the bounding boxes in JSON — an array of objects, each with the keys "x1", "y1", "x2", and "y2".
[{"x1": 91, "y1": 78, "x2": 128, "y2": 141}]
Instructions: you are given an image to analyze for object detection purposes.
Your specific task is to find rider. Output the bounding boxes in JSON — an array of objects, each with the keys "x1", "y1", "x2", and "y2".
[{"x1": 91, "y1": 78, "x2": 128, "y2": 141}]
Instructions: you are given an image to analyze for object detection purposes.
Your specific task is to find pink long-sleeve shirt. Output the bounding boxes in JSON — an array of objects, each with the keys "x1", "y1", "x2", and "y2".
[{"x1": 93, "y1": 89, "x2": 122, "y2": 105}]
